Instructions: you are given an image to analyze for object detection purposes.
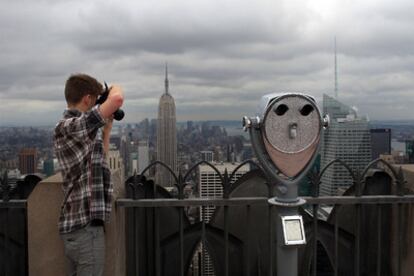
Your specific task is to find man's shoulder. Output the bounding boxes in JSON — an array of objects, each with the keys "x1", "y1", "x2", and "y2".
[
  {"x1": 54, "y1": 117, "x2": 65, "y2": 127},
  {"x1": 53, "y1": 118, "x2": 68, "y2": 136}
]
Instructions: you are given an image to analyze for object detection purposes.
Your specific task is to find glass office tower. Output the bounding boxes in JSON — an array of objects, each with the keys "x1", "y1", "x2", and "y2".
[{"x1": 320, "y1": 94, "x2": 372, "y2": 196}]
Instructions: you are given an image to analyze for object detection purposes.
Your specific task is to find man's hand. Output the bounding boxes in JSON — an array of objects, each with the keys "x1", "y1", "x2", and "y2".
[{"x1": 99, "y1": 85, "x2": 124, "y2": 119}]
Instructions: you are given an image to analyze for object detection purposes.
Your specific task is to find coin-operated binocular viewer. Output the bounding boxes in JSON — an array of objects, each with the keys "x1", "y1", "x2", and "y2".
[{"x1": 243, "y1": 93, "x2": 329, "y2": 276}]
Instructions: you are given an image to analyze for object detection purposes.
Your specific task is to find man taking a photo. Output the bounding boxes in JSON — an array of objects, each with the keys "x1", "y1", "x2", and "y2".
[{"x1": 54, "y1": 74, "x2": 124, "y2": 276}]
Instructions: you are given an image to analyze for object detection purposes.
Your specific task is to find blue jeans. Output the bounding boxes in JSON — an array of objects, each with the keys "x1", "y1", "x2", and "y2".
[{"x1": 61, "y1": 224, "x2": 105, "y2": 276}]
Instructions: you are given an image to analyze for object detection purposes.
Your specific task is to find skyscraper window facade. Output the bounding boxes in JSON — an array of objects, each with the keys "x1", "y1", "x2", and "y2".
[
  {"x1": 138, "y1": 140, "x2": 150, "y2": 174},
  {"x1": 18, "y1": 148, "x2": 37, "y2": 175},
  {"x1": 320, "y1": 94, "x2": 372, "y2": 196}
]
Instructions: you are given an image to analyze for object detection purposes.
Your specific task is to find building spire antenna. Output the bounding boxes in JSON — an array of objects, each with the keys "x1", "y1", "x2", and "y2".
[
  {"x1": 334, "y1": 36, "x2": 338, "y2": 98},
  {"x1": 165, "y1": 62, "x2": 169, "y2": 94}
]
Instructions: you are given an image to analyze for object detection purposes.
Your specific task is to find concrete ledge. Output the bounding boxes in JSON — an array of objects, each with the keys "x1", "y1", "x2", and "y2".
[{"x1": 27, "y1": 172, "x2": 125, "y2": 276}]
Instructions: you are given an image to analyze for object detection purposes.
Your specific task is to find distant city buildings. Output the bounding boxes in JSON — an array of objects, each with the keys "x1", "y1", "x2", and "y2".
[
  {"x1": 200, "y1": 151, "x2": 214, "y2": 162},
  {"x1": 0, "y1": 120, "x2": 254, "y2": 187},
  {"x1": 0, "y1": 158, "x2": 18, "y2": 170},
  {"x1": 138, "y1": 140, "x2": 150, "y2": 174},
  {"x1": 391, "y1": 139, "x2": 406, "y2": 154},
  {"x1": 320, "y1": 94, "x2": 372, "y2": 196},
  {"x1": 5, "y1": 168, "x2": 22, "y2": 191},
  {"x1": 156, "y1": 65, "x2": 178, "y2": 187},
  {"x1": 379, "y1": 151, "x2": 407, "y2": 165}
]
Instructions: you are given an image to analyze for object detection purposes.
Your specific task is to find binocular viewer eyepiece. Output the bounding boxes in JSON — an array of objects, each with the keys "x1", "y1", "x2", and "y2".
[
  {"x1": 96, "y1": 82, "x2": 125, "y2": 121},
  {"x1": 243, "y1": 93, "x2": 329, "y2": 181}
]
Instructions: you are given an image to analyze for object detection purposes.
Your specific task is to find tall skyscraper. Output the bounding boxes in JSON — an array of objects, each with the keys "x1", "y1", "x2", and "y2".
[
  {"x1": 320, "y1": 94, "x2": 372, "y2": 196},
  {"x1": 156, "y1": 64, "x2": 178, "y2": 187},
  {"x1": 370, "y1": 129, "x2": 391, "y2": 160},
  {"x1": 18, "y1": 148, "x2": 37, "y2": 175}
]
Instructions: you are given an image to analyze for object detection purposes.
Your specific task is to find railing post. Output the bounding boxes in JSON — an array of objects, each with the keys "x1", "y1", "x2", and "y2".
[
  {"x1": 176, "y1": 171, "x2": 185, "y2": 200},
  {"x1": 1, "y1": 170, "x2": 10, "y2": 202},
  {"x1": 354, "y1": 170, "x2": 362, "y2": 276},
  {"x1": 131, "y1": 173, "x2": 140, "y2": 275},
  {"x1": 222, "y1": 168, "x2": 230, "y2": 199},
  {"x1": 1, "y1": 170, "x2": 9, "y2": 276},
  {"x1": 308, "y1": 168, "x2": 321, "y2": 276},
  {"x1": 222, "y1": 168, "x2": 230, "y2": 276}
]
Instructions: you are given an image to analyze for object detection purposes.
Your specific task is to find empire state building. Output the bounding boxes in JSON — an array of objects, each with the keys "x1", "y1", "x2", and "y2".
[{"x1": 156, "y1": 65, "x2": 177, "y2": 187}]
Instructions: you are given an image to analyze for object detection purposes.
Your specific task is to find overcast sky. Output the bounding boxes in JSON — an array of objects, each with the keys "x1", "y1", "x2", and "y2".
[{"x1": 1, "y1": 0, "x2": 413, "y2": 126}]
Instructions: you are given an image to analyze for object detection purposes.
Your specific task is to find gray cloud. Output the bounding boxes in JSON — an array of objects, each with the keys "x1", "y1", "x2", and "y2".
[{"x1": 1, "y1": 0, "x2": 414, "y2": 125}]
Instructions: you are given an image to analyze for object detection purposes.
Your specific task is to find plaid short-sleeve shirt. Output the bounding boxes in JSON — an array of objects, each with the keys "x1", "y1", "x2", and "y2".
[{"x1": 54, "y1": 106, "x2": 113, "y2": 234}]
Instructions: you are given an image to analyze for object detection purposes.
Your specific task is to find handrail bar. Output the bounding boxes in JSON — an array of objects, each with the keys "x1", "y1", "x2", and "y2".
[{"x1": 116, "y1": 195, "x2": 414, "y2": 208}]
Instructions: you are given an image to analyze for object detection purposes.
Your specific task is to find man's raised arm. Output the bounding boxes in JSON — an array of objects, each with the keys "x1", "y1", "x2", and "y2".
[{"x1": 99, "y1": 85, "x2": 124, "y2": 119}]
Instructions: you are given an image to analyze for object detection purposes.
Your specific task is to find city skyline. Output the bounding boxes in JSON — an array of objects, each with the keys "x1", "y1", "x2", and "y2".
[{"x1": 1, "y1": 0, "x2": 414, "y2": 126}]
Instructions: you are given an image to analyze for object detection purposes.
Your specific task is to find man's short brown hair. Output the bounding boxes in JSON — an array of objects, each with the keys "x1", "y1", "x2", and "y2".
[{"x1": 64, "y1": 74, "x2": 103, "y2": 105}]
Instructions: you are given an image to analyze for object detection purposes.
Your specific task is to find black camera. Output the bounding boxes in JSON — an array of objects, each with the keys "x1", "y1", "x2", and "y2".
[{"x1": 96, "y1": 82, "x2": 125, "y2": 121}]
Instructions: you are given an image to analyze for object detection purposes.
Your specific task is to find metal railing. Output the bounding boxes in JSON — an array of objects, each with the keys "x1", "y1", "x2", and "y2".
[
  {"x1": 0, "y1": 171, "x2": 30, "y2": 276},
  {"x1": 0, "y1": 158, "x2": 412, "y2": 276},
  {"x1": 116, "y1": 159, "x2": 414, "y2": 276}
]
